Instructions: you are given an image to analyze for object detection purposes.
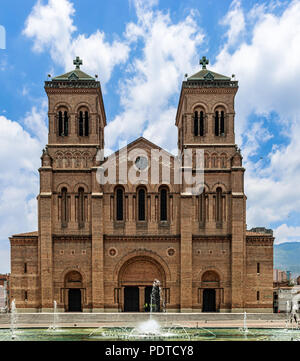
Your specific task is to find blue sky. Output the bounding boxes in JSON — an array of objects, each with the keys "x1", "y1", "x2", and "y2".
[{"x1": 1, "y1": 0, "x2": 300, "y2": 273}]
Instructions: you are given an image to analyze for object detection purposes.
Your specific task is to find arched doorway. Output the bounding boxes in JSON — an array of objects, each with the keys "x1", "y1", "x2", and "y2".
[
  {"x1": 201, "y1": 271, "x2": 220, "y2": 312},
  {"x1": 119, "y1": 257, "x2": 165, "y2": 312},
  {"x1": 65, "y1": 271, "x2": 83, "y2": 312}
]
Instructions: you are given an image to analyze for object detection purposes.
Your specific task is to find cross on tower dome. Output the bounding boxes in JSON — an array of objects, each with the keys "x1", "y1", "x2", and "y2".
[
  {"x1": 73, "y1": 56, "x2": 83, "y2": 70},
  {"x1": 200, "y1": 56, "x2": 209, "y2": 69}
]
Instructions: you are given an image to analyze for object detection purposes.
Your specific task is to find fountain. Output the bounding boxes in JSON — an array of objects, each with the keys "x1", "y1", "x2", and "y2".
[
  {"x1": 89, "y1": 279, "x2": 216, "y2": 341},
  {"x1": 48, "y1": 301, "x2": 58, "y2": 331},
  {"x1": 10, "y1": 299, "x2": 17, "y2": 340},
  {"x1": 239, "y1": 312, "x2": 249, "y2": 335}
]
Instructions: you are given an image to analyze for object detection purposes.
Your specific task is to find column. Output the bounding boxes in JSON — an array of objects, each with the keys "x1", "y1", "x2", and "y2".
[
  {"x1": 91, "y1": 167, "x2": 104, "y2": 312},
  {"x1": 180, "y1": 193, "x2": 193, "y2": 312},
  {"x1": 39, "y1": 165, "x2": 54, "y2": 312},
  {"x1": 139, "y1": 287, "x2": 145, "y2": 312},
  {"x1": 91, "y1": 192, "x2": 104, "y2": 312},
  {"x1": 231, "y1": 166, "x2": 246, "y2": 312}
]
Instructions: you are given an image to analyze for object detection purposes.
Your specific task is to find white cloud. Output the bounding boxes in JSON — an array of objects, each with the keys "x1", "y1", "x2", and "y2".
[
  {"x1": 220, "y1": 0, "x2": 245, "y2": 49},
  {"x1": 23, "y1": 99, "x2": 48, "y2": 144},
  {"x1": 105, "y1": 2, "x2": 204, "y2": 151},
  {"x1": 23, "y1": 0, "x2": 130, "y2": 88},
  {"x1": 274, "y1": 224, "x2": 300, "y2": 244},
  {"x1": 213, "y1": 0, "x2": 300, "y2": 235},
  {"x1": 215, "y1": 0, "x2": 300, "y2": 141},
  {"x1": 0, "y1": 107, "x2": 47, "y2": 272}
]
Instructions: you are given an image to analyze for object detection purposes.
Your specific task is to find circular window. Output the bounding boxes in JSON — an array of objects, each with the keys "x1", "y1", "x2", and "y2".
[
  {"x1": 135, "y1": 156, "x2": 148, "y2": 170},
  {"x1": 109, "y1": 248, "x2": 117, "y2": 257},
  {"x1": 167, "y1": 248, "x2": 175, "y2": 257}
]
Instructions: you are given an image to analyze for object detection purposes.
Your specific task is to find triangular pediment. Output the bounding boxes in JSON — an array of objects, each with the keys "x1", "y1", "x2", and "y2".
[
  {"x1": 113, "y1": 137, "x2": 174, "y2": 158},
  {"x1": 204, "y1": 72, "x2": 215, "y2": 81},
  {"x1": 102, "y1": 137, "x2": 175, "y2": 171},
  {"x1": 68, "y1": 72, "x2": 79, "y2": 80}
]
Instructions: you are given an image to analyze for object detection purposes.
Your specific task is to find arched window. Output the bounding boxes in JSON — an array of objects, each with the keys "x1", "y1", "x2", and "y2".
[
  {"x1": 61, "y1": 187, "x2": 68, "y2": 227},
  {"x1": 138, "y1": 188, "x2": 146, "y2": 221},
  {"x1": 78, "y1": 108, "x2": 89, "y2": 136},
  {"x1": 194, "y1": 111, "x2": 198, "y2": 136},
  {"x1": 58, "y1": 109, "x2": 69, "y2": 136},
  {"x1": 199, "y1": 190, "x2": 206, "y2": 224},
  {"x1": 215, "y1": 108, "x2": 226, "y2": 136},
  {"x1": 160, "y1": 187, "x2": 168, "y2": 221},
  {"x1": 220, "y1": 154, "x2": 227, "y2": 168},
  {"x1": 194, "y1": 109, "x2": 205, "y2": 136},
  {"x1": 220, "y1": 111, "x2": 225, "y2": 135},
  {"x1": 78, "y1": 187, "x2": 85, "y2": 227},
  {"x1": 116, "y1": 188, "x2": 124, "y2": 221},
  {"x1": 216, "y1": 187, "x2": 223, "y2": 224},
  {"x1": 59, "y1": 111, "x2": 63, "y2": 136},
  {"x1": 199, "y1": 111, "x2": 204, "y2": 136},
  {"x1": 84, "y1": 111, "x2": 89, "y2": 136},
  {"x1": 215, "y1": 111, "x2": 219, "y2": 136},
  {"x1": 211, "y1": 154, "x2": 218, "y2": 168},
  {"x1": 204, "y1": 153, "x2": 209, "y2": 168}
]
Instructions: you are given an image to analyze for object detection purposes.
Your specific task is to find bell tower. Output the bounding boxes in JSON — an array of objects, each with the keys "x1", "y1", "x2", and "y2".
[
  {"x1": 38, "y1": 57, "x2": 106, "y2": 311},
  {"x1": 176, "y1": 56, "x2": 237, "y2": 151},
  {"x1": 45, "y1": 56, "x2": 106, "y2": 147},
  {"x1": 176, "y1": 57, "x2": 246, "y2": 312}
]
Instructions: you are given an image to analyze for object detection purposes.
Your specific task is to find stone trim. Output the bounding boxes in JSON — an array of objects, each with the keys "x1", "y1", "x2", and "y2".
[
  {"x1": 39, "y1": 192, "x2": 52, "y2": 197},
  {"x1": 246, "y1": 237, "x2": 274, "y2": 246},
  {"x1": 104, "y1": 235, "x2": 180, "y2": 242},
  {"x1": 192, "y1": 235, "x2": 231, "y2": 241},
  {"x1": 9, "y1": 237, "x2": 38, "y2": 245},
  {"x1": 53, "y1": 235, "x2": 92, "y2": 242},
  {"x1": 91, "y1": 192, "x2": 103, "y2": 198}
]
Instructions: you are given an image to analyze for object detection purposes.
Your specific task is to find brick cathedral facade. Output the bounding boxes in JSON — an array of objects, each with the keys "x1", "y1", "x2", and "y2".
[{"x1": 9, "y1": 57, "x2": 274, "y2": 313}]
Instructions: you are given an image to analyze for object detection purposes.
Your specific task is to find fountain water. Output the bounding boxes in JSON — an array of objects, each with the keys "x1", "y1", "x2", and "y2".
[
  {"x1": 10, "y1": 299, "x2": 17, "y2": 340},
  {"x1": 48, "y1": 301, "x2": 58, "y2": 331},
  {"x1": 238, "y1": 311, "x2": 253, "y2": 337},
  {"x1": 242, "y1": 312, "x2": 249, "y2": 333}
]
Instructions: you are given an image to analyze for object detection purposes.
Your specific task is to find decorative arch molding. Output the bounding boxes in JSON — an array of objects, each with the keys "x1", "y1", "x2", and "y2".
[
  {"x1": 191, "y1": 102, "x2": 209, "y2": 113},
  {"x1": 73, "y1": 182, "x2": 90, "y2": 193},
  {"x1": 56, "y1": 182, "x2": 71, "y2": 193},
  {"x1": 212, "y1": 102, "x2": 230, "y2": 113},
  {"x1": 152, "y1": 183, "x2": 173, "y2": 193},
  {"x1": 196, "y1": 267, "x2": 223, "y2": 282},
  {"x1": 61, "y1": 266, "x2": 87, "y2": 287},
  {"x1": 53, "y1": 150, "x2": 93, "y2": 169},
  {"x1": 54, "y1": 102, "x2": 73, "y2": 113},
  {"x1": 113, "y1": 249, "x2": 171, "y2": 283},
  {"x1": 114, "y1": 184, "x2": 128, "y2": 193},
  {"x1": 75, "y1": 102, "x2": 92, "y2": 113},
  {"x1": 211, "y1": 182, "x2": 228, "y2": 192},
  {"x1": 202, "y1": 182, "x2": 210, "y2": 193}
]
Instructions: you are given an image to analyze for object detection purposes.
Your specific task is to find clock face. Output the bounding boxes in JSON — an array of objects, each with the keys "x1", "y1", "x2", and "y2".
[{"x1": 135, "y1": 156, "x2": 148, "y2": 170}]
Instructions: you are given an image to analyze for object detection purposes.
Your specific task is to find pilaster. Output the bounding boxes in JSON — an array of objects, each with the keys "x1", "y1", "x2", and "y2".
[{"x1": 180, "y1": 193, "x2": 193, "y2": 312}]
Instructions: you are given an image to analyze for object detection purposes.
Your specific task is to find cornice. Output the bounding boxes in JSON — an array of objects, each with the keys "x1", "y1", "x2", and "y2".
[
  {"x1": 246, "y1": 237, "x2": 274, "y2": 246},
  {"x1": 192, "y1": 235, "x2": 231, "y2": 241},
  {"x1": 104, "y1": 235, "x2": 180, "y2": 242},
  {"x1": 53, "y1": 235, "x2": 92, "y2": 242},
  {"x1": 9, "y1": 237, "x2": 38, "y2": 245}
]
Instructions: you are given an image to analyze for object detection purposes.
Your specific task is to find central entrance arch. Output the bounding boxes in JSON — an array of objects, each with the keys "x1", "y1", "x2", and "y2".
[
  {"x1": 64, "y1": 270, "x2": 83, "y2": 312},
  {"x1": 201, "y1": 270, "x2": 220, "y2": 312},
  {"x1": 119, "y1": 256, "x2": 166, "y2": 312}
]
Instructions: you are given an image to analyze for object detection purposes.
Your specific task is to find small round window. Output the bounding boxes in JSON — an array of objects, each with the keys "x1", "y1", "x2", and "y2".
[{"x1": 135, "y1": 156, "x2": 148, "y2": 170}]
